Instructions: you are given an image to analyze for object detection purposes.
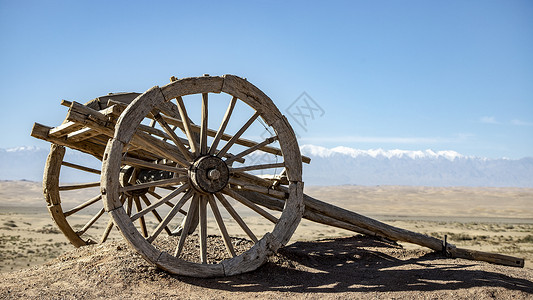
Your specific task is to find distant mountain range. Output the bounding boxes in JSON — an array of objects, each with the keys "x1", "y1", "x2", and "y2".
[
  {"x1": 300, "y1": 145, "x2": 533, "y2": 187},
  {"x1": 1, "y1": 145, "x2": 532, "y2": 187}
]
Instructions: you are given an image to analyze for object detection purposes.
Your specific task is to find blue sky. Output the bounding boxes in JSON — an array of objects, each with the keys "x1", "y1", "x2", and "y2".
[{"x1": 1, "y1": 0, "x2": 532, "y2": 159}]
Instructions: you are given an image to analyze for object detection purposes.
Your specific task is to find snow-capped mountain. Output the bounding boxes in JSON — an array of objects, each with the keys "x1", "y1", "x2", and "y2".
[
  {"x1": 1, "y1": 145, "x2": 532, "y2": 187},
  {"x1": 300, "y1": 145, "x2": 533, "y2": 187}
]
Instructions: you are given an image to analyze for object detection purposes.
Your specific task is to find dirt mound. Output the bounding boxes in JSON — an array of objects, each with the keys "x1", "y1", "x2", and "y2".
[{"x1": 1, "y1": 235, "x2": 532, "y2": 299}]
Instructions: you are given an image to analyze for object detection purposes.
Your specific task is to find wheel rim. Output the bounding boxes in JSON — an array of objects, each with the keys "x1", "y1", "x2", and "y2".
[{"x1": 102, "y1": 75, "x2": 303, "y2": 277}]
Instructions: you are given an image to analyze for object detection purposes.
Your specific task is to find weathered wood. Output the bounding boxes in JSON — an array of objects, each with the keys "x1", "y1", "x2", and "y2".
[
  {"x1": 209, "y1": 96, "x2": 237, "y2": 155},
  {"x1": 222, "y1": 188, "x2": 278, "y2": 224},
  {"x1": 229, "y1": 177, "x2": 287, "y2": 199},
  {"x1": 102, "y1": 75, "x2": 304, "y2": 277},
  {"x1": 131, "y1": 184, "x2": 189, "y2": 222},
  {"x1": 63, "y1": 194, "x2": 102, "y2": 217},
  {"x1": 153, "y1": 111, "x2": 192, "y2": 161},
  {"x1": 160, "y1": 76, "x2": 224, "y2": 100},
  {"x1": 230, "y1": 162, "x2": 285, "y2": 173},
  {"x1": 449, "y1": 247, "x2": 524, "y2": 268},
  {"x1": 175, "y1": 194, "x2": 199, "y2": 257},
  {"x1": 133, "y1": 196, "x2": 148, "y2": 237},
  {"x1": 120, "y1": 176, "x2": 187, "y2": 193},
  {"x1": 49, "y1": 121, "x2": 84, "y2": 138},
  {"x1": 225, "y1": 136, "x2": 278, "y2": 164},
  {"x1": 147, "y1": 189, "x2": 193, "y2": 243},
  {"x1": 235, "y1": 190, "x2": 378, "y2": 237},
  {"x1": 198, "y1": 196, "x2": 208, "y2": 263},
  {"x1": 122, "y1": 157, "x2": 186, "y2": 174},
  {"x1": 59, "y1": 182, "x2": 100, "y2": 191},
  {"x1": 76, "y1": 207, "x2": 105, "y2": 236},
  {"x1": 140, "y1": 194, "x2": 172, "y2": 236},
  {"x1": 200, "y1": 93, "x2": 209, "y2": 155},
  {"x1": 217, "y1": 112, "x2": 260, "y2": 158},
  {"x1": 61, "y1": 161, "x2": 101, "y2": 174},
  {"x1": 207, "y1": 194, "x2": 236, "y2": 257},
  {"x1": 32, "y1": 123, "x2": 106, "y2": 159},
  {"x1": 158, "y1": 114, "x2": 311, "y2": 164},
  {"x1": 215, "y1": 192, "x2": 258, "y2": 243}
]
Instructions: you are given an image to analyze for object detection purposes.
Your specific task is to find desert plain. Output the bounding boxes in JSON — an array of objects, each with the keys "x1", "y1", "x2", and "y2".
[{"x1": 1, "y1": 180, "x2": 532, "y2": 273}]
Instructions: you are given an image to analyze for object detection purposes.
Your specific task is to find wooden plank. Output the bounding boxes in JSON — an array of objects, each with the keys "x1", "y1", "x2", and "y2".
[
  {"x1": 49, "y1": 121, "x2": 84, "y2": 138},
  {"x1": 31, "y1": 123, "x2": 106, "y2": 159}
]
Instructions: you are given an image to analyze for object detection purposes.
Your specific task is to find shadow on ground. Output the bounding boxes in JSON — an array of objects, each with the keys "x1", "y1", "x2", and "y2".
[{"x1": 176, "y1": 235, "x2": 533, "y2": 294}]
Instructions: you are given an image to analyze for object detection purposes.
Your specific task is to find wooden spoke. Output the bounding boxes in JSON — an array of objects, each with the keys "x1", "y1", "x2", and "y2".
[
  {"x1": 175, "y1": 96, "x2": 199, "y2": 156},
  {"x1": 133, "y1": 196, "x2": 148, "y2": 237},
  {"x1": 147, "y1": 189, "x2": 193, "y2": 243},
  {"x1": 199, "y1": 195, "x2": 208, "y2": 263},
  {"x1": 200, "y1": 93, "x2": 208, "y2": 155},
  {"x1": 61, "y1": 161, "x2": 101, "y2": 174},
  {"x1": 59, "y1": 182, "x2": 100, "y2": 191},
  {"x1": 225, "y1": 136, "x2": 278, "y2": 164},
  {"x1": 217, "y1": 111, "x2": 260, "y2": 158},
  {"x1": 209, "y1": 96, "x2": 237, "y2": 155},
  {"x1": 157, "y1": 114, "x2": 301, "y2": 163},
  {"x1": 214, "y1": 193, "x2": 258, "y2": 243},
  {"x1": 230, "y1": 162, "x2": 285, "y2": 173},
  {"x1": 126, "y1": 196, "x2": 133, "y2": 216},
  {"x1": 207, "y1": 194, "x2": 236, "y2": 257},
  {"x1": 100, "y1": 219, "x2": 114, "y2": 243},
  {"x1": 222, "y1": 188, "x2": 278, "y2": 224},
  {"x1": 121, "y1": 176, "x2": 187, "y2": 193},
  {"x1": 153, "y1": 111, "x2": 193, "y2": 161},
  {"x1": 147, "y1": 190, "x2": 183, "y2": 211},
  {"x1": 63, "y1": 194, "x2": 102, "y2": 217},
  {"x1": 77, "y1": 207, "x2": 105, "y2": 236},
  {"x1": 140, "y1": 194, "x2": 172, "y2": 236},
  {"x1": 122, "y1": 157, "x2": 186, "y2": 174},
  {"x1": 131, "y1": 184, "x2": 189, "y2": 222},
  {"x1": 174, "y1": 193, "x2": 199, "y2": 257}
]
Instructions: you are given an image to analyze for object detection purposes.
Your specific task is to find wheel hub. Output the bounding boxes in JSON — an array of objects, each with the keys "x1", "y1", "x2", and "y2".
[{"x1": 189, "y1": 155, "x2": 229, "y2": 193}]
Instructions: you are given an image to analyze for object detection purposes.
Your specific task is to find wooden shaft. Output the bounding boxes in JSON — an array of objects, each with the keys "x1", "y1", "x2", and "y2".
[
  {"x1": 230, "y1": 162, "x2": 285, "y2": 173},
  {"x1": 234, "y1": 190, "x2": 376, "y2": 236}
]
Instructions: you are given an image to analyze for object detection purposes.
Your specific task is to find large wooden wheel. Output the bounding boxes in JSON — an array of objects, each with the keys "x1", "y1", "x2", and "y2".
[{"x1": 102, "y1": 75, "x2": 304, "y2": 277}]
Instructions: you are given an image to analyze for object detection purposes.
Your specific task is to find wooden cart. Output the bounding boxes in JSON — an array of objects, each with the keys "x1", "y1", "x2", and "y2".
[{"x1": 31, "y1": 75, "x2": 524, "y2": 278}]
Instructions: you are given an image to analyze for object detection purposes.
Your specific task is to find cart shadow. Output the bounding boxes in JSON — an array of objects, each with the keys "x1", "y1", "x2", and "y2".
[{"x1": 176, "y1": 235, "x2": 533, "y2": 294}]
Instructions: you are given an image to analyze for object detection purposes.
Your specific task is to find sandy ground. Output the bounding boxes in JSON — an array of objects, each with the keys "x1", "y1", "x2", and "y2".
[{"x1": 0, "y1": 181, "x2": 532, "y2": 298}]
